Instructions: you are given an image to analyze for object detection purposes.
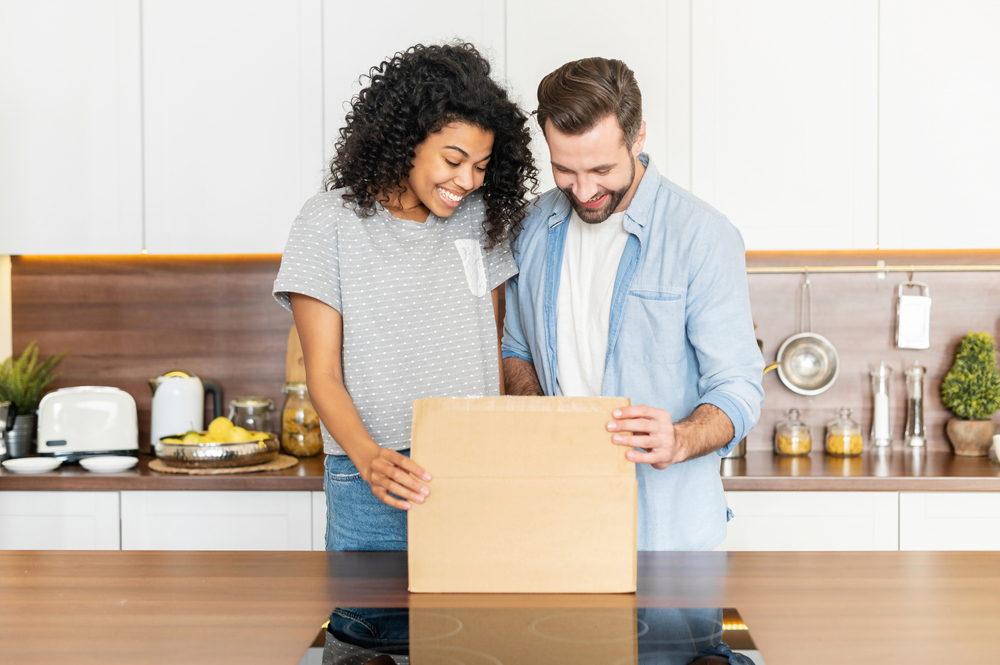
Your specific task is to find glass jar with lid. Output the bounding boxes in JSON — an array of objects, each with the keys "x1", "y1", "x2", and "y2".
[
  {"x1": 774, "y1": 408, "x2": 811, "y2": 456},
  {"x1": 228, "y1": 397, "x2": 275, "y2": 435},
  {"x1": 281, "y1": 382, "x2": 323, "y2": 457},
  {"x1": 826, "y1": 407, "x2": 863, "y2": 456}
]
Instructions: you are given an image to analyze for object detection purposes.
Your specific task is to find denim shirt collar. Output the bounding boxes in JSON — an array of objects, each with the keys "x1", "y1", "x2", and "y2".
[{"x1": 546, "y1": 153, "x2": 658, "y2": 246}]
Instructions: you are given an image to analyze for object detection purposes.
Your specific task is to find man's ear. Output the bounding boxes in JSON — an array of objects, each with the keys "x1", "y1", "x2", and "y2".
[{"x1": 631, "y1": 120, "x2": 647, "y2": 157}]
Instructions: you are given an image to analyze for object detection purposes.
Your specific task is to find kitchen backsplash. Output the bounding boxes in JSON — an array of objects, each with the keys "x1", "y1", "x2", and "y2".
[{"x1": 11, "y1": 250, "x2": 1000, "y2": 454}]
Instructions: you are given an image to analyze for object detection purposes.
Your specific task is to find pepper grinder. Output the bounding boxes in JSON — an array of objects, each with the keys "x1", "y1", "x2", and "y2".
[
  {"x1": 904, "y1": 361, "x2": 927, "y2": 448},
  {"x1": 870, "y1": 362, "x2": 893, "y2": 449}
]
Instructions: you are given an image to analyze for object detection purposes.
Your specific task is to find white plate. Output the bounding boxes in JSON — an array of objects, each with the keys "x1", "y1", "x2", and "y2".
[
  {"x1": 2, "y1": 457, "x2": 64, "y2": 474},
  {"x1": 80, "y1": 455, "x2": 138, "y2": 473}
]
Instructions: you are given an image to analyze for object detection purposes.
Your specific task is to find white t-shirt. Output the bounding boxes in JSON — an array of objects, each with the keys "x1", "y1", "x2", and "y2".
[{"x1": 556, "y1": 210, "x2": 630, "y2": 397}]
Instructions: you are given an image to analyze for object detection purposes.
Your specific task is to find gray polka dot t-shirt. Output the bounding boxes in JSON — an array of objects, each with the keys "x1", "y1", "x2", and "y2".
[{"x1": 273, "y1": 190, "x2": 517, "y2": 455}]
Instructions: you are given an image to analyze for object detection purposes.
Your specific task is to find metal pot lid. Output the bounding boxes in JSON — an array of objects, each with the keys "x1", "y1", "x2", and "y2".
[
  {"x1": 230, "y1": 396, "x2": 273, "y2": 408},
  {"x1": 776, "y1": 332, "x2": 840, "y2": 396}
]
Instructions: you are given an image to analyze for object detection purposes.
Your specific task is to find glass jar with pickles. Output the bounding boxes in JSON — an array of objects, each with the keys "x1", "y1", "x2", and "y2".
[
  {"x1": 774, "y1": 408, "x2": 811, "y2": 456},
  {"x1": 281, "y1": 382, "x2": 322, "y2": 457},
  {"x1": 826, "y1": 407, "x2": 863, "y2": 456}
]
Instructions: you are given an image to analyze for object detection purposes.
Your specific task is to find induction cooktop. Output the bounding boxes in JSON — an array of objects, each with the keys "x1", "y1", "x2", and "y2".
[{"x1": 296, "y1": 607, "x2": 764, "y2": 665}]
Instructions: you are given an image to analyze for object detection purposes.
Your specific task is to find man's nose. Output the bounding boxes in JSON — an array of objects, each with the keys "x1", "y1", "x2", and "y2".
[{"x1": 574, "y1": 179, "x2": 600, "y2": 202}]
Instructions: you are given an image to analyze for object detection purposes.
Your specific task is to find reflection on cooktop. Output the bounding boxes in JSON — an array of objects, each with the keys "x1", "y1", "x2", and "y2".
[{"x1": 296, "y1": 607, "x2": 763, "y2": 665}]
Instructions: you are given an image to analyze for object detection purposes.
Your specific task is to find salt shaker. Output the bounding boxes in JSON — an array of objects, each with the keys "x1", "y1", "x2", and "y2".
[
  {"x1": 904, "y1": 361, "x2": 927, "y2": 448},
  {"x1": 870, "y1": 362, "x2": 893, "y2": 449}
]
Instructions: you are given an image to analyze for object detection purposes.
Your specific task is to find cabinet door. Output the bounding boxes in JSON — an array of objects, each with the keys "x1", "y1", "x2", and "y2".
[
  {"x1": 879, "y1": 1, "x2": 1000, "y2": 249},
  {"x1": 0, "y1": 491, "x2": 121, "y2": 550},
  {"x1": 688, "y1": 0, "x2": 879, "y2": 250},
  {"x1": 718, "y1": 491, "x2": 899, "y2": 551},
  {"x1": 505, "y1": 0, "x2": 669, "y2": 194},
  {"x1": 142, "y1": 0, "x2": 323, "y2": 254},
  {"x1": 899, "y1": 492, "x2": 1000, "y2": 551},
  {"x1": 311, "y1": 490, "x2": 326, "y2": 551},
  {"x1": 120, "y1": 491, "x2": 312, "y2": 550},
  {"x1": 0, "y1": 0, "x2": 142, "y2": 255},
  {"x1": 323, "y1": 0, "x2": 505, "y2": 169}
]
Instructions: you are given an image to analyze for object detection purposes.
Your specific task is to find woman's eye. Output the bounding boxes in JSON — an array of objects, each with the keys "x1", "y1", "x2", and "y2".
[
  {"x1": 445, "y1": 160, "x2": 459, "y2": 167},
  {"x1": 476, "y1": 166, "x2": 487, "y2": 173}
]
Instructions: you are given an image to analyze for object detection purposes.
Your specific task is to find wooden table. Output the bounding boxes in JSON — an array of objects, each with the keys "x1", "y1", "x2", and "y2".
[{"x1": 2, "y1": 550, "x2": 999, "y2": 665}]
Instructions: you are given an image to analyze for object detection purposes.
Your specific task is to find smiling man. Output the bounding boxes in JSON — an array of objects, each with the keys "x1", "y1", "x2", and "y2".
[{"x1": 502, "y1": 58, "x2": 765, "y2": 551}]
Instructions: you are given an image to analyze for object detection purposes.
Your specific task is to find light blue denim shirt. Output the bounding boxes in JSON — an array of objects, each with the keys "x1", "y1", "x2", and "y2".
[{"x1": 502, "y1": 154, "x2": 764, "y2": 551}]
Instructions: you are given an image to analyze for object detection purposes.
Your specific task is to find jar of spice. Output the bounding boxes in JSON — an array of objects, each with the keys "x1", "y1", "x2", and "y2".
[
  {"x1": 774, "y1": 408, "x2": 811, "y2": 456},
  {"x1": 826, "y1": 407, "x2": 863, "y2": 456},
  {"x1": 280, "y1": 382, "x2": 322, "y2": 457}
]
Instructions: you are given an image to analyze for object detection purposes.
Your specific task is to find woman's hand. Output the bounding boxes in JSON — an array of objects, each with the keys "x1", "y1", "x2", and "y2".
[{"x1": 361, "y1": 448, "x2": 432, "y2": 511}]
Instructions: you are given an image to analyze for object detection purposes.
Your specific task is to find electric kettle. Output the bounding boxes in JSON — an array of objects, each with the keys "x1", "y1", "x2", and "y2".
[{"x1": 148, "y1": 371, "x2": 222, "y2": 446}]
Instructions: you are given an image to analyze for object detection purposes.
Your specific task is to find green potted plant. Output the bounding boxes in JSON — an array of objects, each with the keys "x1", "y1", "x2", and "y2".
[
  {"x1": 0, "y1": 341, "x2": 68, "y2": 457},
  {"x1": 941, "y1": 332, "x2": 1000, "y2": 456}
]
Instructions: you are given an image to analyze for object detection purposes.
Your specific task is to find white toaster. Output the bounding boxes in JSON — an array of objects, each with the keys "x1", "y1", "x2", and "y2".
[{"x1": 37, "y1": 387, "x2": 139, "y2": 460}]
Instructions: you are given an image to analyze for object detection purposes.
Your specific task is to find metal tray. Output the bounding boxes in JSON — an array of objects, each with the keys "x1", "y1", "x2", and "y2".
[{"x1": 154, "y1": 434, "x2": 280, "y2": 468}]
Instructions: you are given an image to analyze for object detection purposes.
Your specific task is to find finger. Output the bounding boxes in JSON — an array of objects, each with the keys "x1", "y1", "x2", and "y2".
[
  {"x1": 381, "y1": 449, "x2": 432, "y2": 482},
  {"x1": 610, "y1": 433, "x2": 659, "y2": 449},
  {"x1": 612, "y1": 405, "x2": 664, "y2": 420},
  {"x1": 384, "y1": 465, "x2": 431, "y2": 499},
  {"x1": 371, "y1": 485, "x2": 411, "y2": 510},
  {"x1": 624, "y1": 448, "x2": 672, "y2": 466},
  {"x1": 607, "y1": 417, "x2": 660, "y2": 434},
  {"x1": 379, "y1": 475, "x2": 428, "y2": 505}
]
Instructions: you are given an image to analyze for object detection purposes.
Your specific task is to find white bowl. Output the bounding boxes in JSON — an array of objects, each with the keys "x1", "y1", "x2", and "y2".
[
  {"x1": 2, "y1": 457, "x2": 63, "y2": 474},
  {"x1": 80, "y1": 455, "x2": 138, "y2": 473}
]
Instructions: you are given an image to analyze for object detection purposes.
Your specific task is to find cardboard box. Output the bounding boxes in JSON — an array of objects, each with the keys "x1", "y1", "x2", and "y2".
[{"x1": 407, "y1": 396, "x2": 636, "y2": 593}]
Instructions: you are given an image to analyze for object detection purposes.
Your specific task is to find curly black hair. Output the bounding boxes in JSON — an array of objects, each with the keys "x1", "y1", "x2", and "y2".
[{"x1": 325, "y1": 43, "x2": 538, "y2": 248}]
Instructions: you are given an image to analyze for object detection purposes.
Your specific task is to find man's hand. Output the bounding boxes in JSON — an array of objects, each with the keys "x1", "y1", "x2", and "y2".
[
  {"x1": 607, "y1": 403, "x2": 735, "y2": 470},
  {"x1": 361, "y1": 448, "x2": 432, "y2": 511}
]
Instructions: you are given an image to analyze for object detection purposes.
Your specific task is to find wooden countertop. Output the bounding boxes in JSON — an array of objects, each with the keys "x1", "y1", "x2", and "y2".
[
  {"x1": 2, "y1": 549, "x2": 999, "y2": 665},
  {"x1": 2, "y1": 450, "x2": 999, "y2": 491}
]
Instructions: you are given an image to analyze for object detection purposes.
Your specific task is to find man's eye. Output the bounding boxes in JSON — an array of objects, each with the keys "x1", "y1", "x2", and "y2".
[{"x1": 596, "y1": 170, "x2": 610, "y2": 175}]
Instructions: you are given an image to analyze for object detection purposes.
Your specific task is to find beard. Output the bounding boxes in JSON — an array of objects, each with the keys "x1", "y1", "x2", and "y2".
[{"x1": 561, "y1": 156, "x2": 637, "y2": 224}]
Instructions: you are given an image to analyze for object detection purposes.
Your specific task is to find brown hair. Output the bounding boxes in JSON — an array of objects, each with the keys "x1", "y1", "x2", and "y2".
[{"x1": 535, "y1": 57, "x2": 642, "y2": 146}]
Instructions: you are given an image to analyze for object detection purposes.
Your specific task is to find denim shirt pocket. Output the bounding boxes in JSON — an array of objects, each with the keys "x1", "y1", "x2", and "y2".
[{"x1": 624, "y1": 288, "x2": 687, "y2": 364}]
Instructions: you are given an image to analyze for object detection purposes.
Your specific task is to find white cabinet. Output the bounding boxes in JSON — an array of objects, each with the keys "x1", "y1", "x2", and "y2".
[
  {"x1": 0, "y1": 491, "x2": 121, "y2": 550},
  {"x1": 719, "y1": 491, "x2": 899, "y2": 551},
  {"x1": 323, "y1": 0, "x2": 505, "y2": 168},
  {"x1": 312, "y1": 490, "x2": 326, "y2": 551},
  {"x1": 505, "y1": 0, "x2": 669, "y2": 194},
  {"x1": 142, "y1": 0, "x2": 324, "y2": 254},
  {"x1": 686, "y1": 0, "x2": 879, "y2": 250},
  {"x1": 899, "y1": 492, "x2": 1000, "y2": 551},
  {"x1": 120, "y1": 491, "x2": 312, "y2": 551},
  {"x1": 0, "y1": 0, "x2": 142, "y2": 255},
  {"x1": 878, "y1": 1, "x2": 1000, "y2": 249}
]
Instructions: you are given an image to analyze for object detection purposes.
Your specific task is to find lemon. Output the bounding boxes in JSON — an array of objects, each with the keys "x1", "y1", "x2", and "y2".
[
  {"x1": 229, "y1": 426, "x2": 251, "y2": 443},
  {"x1": 181, "y1": 431, "x2": 201, "y2": 444},
  {"x1": 250, "y1": 431, "x2": 270, "y2": 441},
  {"x1": 208, "y1": 417, "x2": 234, "y2": 441},
  {"x1": 161, "y1": 437, "x2": 182, "y2": 443}
]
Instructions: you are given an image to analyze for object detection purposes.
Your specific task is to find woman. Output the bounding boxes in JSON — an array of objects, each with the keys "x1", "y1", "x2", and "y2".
[{"x1": 273, "y1": 43, "x2": 537, "y2": 551}]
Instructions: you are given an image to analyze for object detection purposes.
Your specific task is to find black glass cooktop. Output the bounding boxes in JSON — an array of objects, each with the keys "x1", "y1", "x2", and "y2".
[{"x1": 297, "y1": 607, "x2": 763, "y2": 665}]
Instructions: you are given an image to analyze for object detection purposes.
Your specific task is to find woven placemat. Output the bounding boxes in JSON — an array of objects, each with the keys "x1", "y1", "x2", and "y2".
[{"x1": 149, "y1": 454, "x2": 300, "y2": 475}]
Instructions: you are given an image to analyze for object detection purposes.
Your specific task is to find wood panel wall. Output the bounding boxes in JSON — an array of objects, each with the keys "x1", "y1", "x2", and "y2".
[
  {"x1": 11, "y1": 256, "x2": 291, "y2": 453},
  {"x1": 11, "y1": 250, "x2": 1000, "y2": 455}
]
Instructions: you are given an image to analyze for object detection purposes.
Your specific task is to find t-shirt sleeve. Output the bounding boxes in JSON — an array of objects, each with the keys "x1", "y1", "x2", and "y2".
[
  {"x1": 273, "y1": 195, "x2": 342, "y2": 314},
  {"x1": 484, "y1": 235, "x2": 518, "y2": 291}
]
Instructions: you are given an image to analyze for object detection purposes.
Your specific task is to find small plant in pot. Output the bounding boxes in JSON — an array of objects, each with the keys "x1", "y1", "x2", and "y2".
[
  {"x1": 0, "y1": 341, "x2": 69, "y2": 457},
  {"x1": 941, "y1": 332, "x2": 1000, "y2": 456}
]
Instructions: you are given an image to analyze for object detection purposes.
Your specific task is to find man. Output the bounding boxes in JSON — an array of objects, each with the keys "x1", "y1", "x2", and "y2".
[{"x1": 502, "y1": 57, "x2": 764, "y2": 551}]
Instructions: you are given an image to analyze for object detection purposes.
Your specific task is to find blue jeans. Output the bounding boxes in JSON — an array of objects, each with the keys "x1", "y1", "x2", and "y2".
[{"x1": 324, "y1": 452, "x2": 408, "y2": 551}]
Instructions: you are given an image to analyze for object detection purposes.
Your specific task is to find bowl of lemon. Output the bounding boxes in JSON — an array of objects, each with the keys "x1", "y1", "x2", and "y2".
[{"x1": 155, "y1": 417, "x2": 280, "y2": 468}]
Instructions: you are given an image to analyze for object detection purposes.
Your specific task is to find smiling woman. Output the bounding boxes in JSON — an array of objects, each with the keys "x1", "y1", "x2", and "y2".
[{"x1": 272, "y1": 43, "x2": 538, "y2": 553}]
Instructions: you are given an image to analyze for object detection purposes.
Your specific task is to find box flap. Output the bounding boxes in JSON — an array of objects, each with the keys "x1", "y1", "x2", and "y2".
[{"x1": 411, "y1": 396, "x2": 632, "y2": 479}]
